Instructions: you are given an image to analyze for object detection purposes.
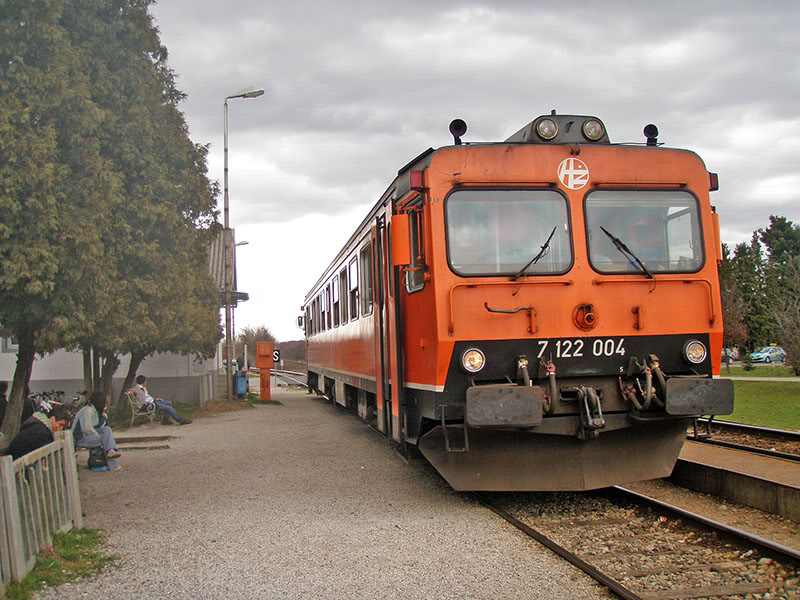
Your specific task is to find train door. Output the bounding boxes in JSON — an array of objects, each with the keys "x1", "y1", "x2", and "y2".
[{"x1": 372, "y1": 208, "x2": 403, "y2": 442}]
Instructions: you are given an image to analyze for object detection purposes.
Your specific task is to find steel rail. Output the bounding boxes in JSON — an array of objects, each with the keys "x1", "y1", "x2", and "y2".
[
  {"x1": 613, "y1": 486, "x2": 800, "y2": 564},
  {"x1": 686, "y1": 435, "x2": 800, "y2": 463},
  {"x1": 471, "y1": 493, "x2": 644, "y2": 600},
  {"x1": 696, "y1": 418, "x2": 800, "y2": 441}
]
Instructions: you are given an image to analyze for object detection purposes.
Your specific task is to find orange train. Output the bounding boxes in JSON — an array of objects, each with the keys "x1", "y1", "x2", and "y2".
[{"x1": 301, "y1": 113, "x2": 733, "y2": 491}]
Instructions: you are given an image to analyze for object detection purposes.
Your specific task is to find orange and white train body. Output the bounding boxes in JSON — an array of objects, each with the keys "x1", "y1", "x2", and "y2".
[{"x1": 302, "y1": 114, "x2": 733, "y2": 491}]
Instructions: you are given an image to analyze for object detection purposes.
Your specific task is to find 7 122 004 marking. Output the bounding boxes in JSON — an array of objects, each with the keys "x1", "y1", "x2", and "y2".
[{"x1": 536, "y1": 338, "x2": 626, "y2": 359}]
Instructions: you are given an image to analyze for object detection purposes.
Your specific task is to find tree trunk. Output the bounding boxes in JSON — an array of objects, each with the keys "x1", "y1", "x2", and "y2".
[
  {"x1": 91, "y1": 347, "x2": 101, "y2": 392},
  {"x1": 0, "y1": 327, "x2": 36, "y2": 451},
  {"x1": 100, "y1": 351, "x2": 120, "y2": 403},
  {"x1": 113, "y1": 349, "x2": 147, "y2": 418},
  {"x1": 82, "y1": 348, "x2": 92, "y2": 394}
]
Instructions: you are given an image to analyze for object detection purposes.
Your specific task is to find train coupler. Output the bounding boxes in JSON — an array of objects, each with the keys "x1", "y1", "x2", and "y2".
[
  {"x1": 577, "y1": 386, "x2": 605, "y2": 440},
  {"x1": 438, "y1": 404, "x2": 469, "y2": 453}
]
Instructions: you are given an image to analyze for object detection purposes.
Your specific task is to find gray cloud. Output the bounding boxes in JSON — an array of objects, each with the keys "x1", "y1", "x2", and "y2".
[{"x1": 152, "y1": 0, "x2": 800, "y2": 235}]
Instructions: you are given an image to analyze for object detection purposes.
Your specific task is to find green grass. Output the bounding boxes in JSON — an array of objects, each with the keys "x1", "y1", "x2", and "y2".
[
  {"x1": 6, "y1": 529, "x2": 115, "y2": 600},
  {"x1": 722, "y1": 365, "x2": 799, "y2": 377},
  {"x1": 716, "y1": 381, "x2": 800, "y2": 430}
]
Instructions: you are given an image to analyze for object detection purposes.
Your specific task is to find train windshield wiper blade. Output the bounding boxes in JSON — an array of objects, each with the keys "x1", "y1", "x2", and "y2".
[
  {"x1": 599, "y1": 226, "x2": 654, "y2": 279},
  {"x1": 512, "y1": 226, "x2": 558, "y2": 281}
]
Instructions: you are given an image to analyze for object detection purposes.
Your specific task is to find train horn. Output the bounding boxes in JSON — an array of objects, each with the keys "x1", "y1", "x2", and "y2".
[{"x1": 449, "y1": 119, "x2": 467, "y2": 145}]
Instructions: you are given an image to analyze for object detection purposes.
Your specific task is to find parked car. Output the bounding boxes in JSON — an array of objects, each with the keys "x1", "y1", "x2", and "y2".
[
  {"x1": 749, "y1": 346, "x2": 786, "y2": 364},
  {"x1": 721, "y1": 347, "x2": 740, "y2": 361}
]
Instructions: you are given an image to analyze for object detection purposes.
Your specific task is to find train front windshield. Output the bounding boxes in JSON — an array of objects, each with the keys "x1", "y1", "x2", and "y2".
[
  {"x1": 446, "y1": 189, "x2": 572, "y2": 276},
  {"x1": 585, "y1": 190, "x2": 704, "y2": 274}
]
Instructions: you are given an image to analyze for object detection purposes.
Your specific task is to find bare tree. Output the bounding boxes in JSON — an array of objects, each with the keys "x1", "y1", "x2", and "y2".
[{"x1": 235, "y1": 326, "x2": 276, "y2": 365}]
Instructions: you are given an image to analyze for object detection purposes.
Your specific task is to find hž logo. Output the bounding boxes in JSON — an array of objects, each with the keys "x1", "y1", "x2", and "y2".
[{"x1": 557, "y1": 158, "x2": 589, "y2": 190}]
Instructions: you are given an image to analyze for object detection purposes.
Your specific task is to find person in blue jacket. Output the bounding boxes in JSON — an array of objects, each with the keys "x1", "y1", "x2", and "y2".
[{"x1": 71, "y1": 392, "x2": 121, "y2": 471}]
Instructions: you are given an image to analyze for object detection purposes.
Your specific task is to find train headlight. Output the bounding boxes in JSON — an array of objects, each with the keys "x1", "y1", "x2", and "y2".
[
  {"x1": 582, "y1": 119, "x2": 605, "y2": 141},
  {"x1": 536, "y1": 118, "x2": 558, "y2": 140},
  {"x1": 461, "y1": 348, "x2": 486, "y2": 373},
  {"x1": 683, "y1": 340, "x2": 707, "y2": 364}
]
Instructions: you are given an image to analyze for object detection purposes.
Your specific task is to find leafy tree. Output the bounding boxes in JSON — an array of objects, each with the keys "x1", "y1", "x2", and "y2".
[
  {"x1": 0, "y1": 1, "x2": 120, "y2": 443},
  {"x1": 718, "y1": 244, "x2": 748, "y2": 370},
  {"x1": 0, "y1": 1, "x2": 221, "y2": 442},
  {"x1": 760, "y1": 216, "x2": 800, "y2": 267},
  {"x1": 768, "y1": 258, "x2": 800, "y2": 375},
  {"x1": 731, "y1": 234, "x2": 770, "y2": 349}
]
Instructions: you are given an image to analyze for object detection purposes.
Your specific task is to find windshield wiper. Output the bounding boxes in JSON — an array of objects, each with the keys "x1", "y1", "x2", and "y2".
[
  {"x1": 599, "y1": 226, "x2": 654, "y2": 278},
  {"x1": 511, "y1": 226, "x2": 558, "y2": 281}
]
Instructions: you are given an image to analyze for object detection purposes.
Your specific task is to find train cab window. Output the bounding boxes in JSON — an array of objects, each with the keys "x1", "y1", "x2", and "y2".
[
  {"x1": 332, "y1": 277, "x2": 340, "y2": 327},
  {"x1": 305, "y1": 306, "x2": 311, "y2": 337},
  {"x1": 585, "y1": 190, "x2": 704, "y2": 274},
  {"x1": 359, "y1": 244, "x2": 373, "y2": 315},
  {"x1": 446, "y1": 189, "x2": 572, "y2": 276},
  {"x1": 339, "y1": 268, "x2": 348, "y2": 323},
  {"x1": 406, "y1": 208, "x2": 425, "y2": 292},
  {"x1": 349, "y1": 258, "x2": 359, "y2": 320}
]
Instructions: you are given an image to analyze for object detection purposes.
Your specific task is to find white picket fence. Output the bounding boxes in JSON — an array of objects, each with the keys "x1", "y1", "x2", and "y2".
[{"x1": 0, "y1": 430, "x2": 83, "y2": 585}]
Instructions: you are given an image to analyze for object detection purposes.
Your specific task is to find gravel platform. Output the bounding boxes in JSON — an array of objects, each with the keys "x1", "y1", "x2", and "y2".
[{"x1": 37, "y1": 389, "x2": 608, "y2": 600}]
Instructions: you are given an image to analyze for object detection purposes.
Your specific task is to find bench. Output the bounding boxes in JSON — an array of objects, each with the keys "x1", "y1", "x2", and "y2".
[{"x1": 125, "y1": 389, "x2": 156, "y2": 428}]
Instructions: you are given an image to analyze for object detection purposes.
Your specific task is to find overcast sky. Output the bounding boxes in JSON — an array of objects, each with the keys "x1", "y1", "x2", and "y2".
[{"x1": 149, "y1": 1, "x2": 800, "y2": 342}]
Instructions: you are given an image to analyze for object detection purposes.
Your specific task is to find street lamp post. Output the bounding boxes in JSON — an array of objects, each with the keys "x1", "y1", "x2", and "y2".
[{"x1": 224, "y1": 86, "x2": 264, "y2": 402}]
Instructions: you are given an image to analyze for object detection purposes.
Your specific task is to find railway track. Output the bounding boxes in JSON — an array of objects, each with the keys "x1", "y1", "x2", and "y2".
[
  {"x1": 688, "y1": 419, "x2": 800, "y2": 462},
  {"x1": 474, "y1": 488, "x2": 800, "y2": 599}
]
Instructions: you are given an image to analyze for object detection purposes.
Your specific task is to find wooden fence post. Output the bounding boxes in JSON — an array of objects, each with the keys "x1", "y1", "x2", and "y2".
[
  {"x1": 61, "y1": 432, "x2": 82, "y2": 530},
  {"x1": 0, "y1": 456, "x2": 25, "y2": 581}
]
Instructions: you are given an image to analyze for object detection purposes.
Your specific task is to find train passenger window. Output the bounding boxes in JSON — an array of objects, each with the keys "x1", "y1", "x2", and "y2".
[
  {"x1": 312, "y1": 298, "x2": 318, "y2": 335},
  {"x1": 446, "y1": 189, "x2": 572, "y2": 276},
  {"x1": 349, "y1": 258, "x2": 359, "y2": 319},
  {"x1": 332, "y1": 277, "x2": 340, "y2": 327},
  {"x1": 319, "y1": 292, "x2": 326, "y2": 332},
  {"x1": 585, "y1": 191, "x2": 704, "y2": 274},
  {"x1": 326, "y1": 284, "x2": 332, "y2": 329},
  {"x1": 359, "y1": 244, "x2": 373, "y2": 315},
  {"x1": 339, "y1": 268, "x2": 348, "y2": 323},
  {"x1": 406, "y1": 208, "x2": 425, "y2": 292}
]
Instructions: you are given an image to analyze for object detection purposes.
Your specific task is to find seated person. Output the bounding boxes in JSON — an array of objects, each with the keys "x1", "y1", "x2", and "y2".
[
  {"x1": 5, "y1": 410, "x2": 54, "y2": 460},
  {"x1": 71, "y1": 392, "x2": 121, "y2": 471},
  {"x1": 132, "y1": 375, "x2": 192, "y2": 426}
]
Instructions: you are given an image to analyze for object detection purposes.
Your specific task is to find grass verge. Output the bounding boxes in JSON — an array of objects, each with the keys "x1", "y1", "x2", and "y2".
[
  {"x1": 6, "y1": 529, "x2": 115, "y2": 600},
  {"x1": 716, "y1": 381, "x2": 800, "y2": 430},
  {"x1": 721, "y1": 365, "x2": 799, "y2": 378}
]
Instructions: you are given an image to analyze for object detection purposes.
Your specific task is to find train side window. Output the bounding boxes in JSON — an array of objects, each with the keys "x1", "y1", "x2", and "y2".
[
  {"x1": 406, "y1": 207, "x2": 425, "y2": 293},
  {"x1": 326, "y1": 284, "x2": 332, "y2": 329},
  {"x1": 305, "y1": 305, "x2": 311, "y2": 337},
  {"x1": 332, "y1": 276, "x2": 340, "y2": 327},
  {"x1": 339, "y1": 267, "x2": 348, "y2": 323},
  {"x1": 319, "y1": 292, "x2": 326, "y2": 332},
  {"x1": 349, "y1": 258, "x2": 359, "y2": 320},
  {"x1": 359, "y1": 244, "x2": 373, "y2": 315}
]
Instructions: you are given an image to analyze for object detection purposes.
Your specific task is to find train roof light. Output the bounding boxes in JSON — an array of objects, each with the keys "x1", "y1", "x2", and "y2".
[
  {"x1": 505, "y1": 114, "x2": 610, "y2": 144},
  {"x1": 709, "y1": 172, "x2": 719, "y2": 191},
  {"x1": 582, "y1": 119, "x2": 605, "y2": 141},
  {"x1": 536, "y1": 118, "x2": 558, "y2": 140}
]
